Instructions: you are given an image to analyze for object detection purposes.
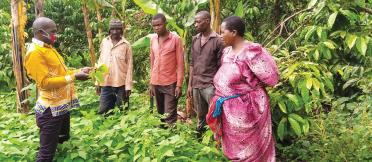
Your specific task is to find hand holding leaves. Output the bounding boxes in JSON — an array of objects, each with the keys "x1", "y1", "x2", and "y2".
[
  {"x1": 75, "y1": 67, "x2": 93, "y2": 81},
  {"x1": 81, "y1": 67, "x2": 93, "y2": 73},
  {"x1": 89, "y1": 64, "x2": 109, "y2": 83}
]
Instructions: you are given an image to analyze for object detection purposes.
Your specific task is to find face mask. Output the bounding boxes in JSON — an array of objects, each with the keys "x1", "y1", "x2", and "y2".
[{"x1": 40, "y1": 29, "x2": 57, "y2": 44}]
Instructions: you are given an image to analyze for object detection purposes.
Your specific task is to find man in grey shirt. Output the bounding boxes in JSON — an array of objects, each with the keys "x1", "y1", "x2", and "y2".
[{"x1": 187, "y1": 11, "x2": 224, "y2": 138}]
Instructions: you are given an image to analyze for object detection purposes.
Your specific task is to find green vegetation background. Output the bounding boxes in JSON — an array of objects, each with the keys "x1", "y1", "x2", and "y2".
[{"x1": 0, "y1": 0, "x2": 371, "y2": 161}]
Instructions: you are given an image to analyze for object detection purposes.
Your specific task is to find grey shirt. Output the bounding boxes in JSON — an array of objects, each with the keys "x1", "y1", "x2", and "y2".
[{"x1": 190, "y1": 31, "x2": 224, "y2": 88}]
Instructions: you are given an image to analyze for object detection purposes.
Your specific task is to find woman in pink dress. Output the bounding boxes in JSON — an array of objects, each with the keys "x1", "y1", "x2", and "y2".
[{"x1": 206, "y1": 16, "x2": 279, "y2": 161}]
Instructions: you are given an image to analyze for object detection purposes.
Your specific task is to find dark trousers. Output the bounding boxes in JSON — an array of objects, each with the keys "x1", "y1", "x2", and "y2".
[
  {"x1": 154, "y1": 83, "x2": 178, "y2": 124},
  {"x1": 36, "y1": 108, "x2": 70, "y2": 162},
  {"x1": 192, "y1": 85, "x2": 214, "y2": 133},
  {"x1": 98, "y1": 85, "x2": 126, "y2": 114}
]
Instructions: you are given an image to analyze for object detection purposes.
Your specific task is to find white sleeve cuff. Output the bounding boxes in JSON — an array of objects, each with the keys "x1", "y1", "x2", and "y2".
[{"x1": 65, "y1": 75, "x2": 73, "y2": 83}]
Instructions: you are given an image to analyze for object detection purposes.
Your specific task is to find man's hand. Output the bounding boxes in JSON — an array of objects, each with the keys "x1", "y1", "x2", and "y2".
[
  {"x1": 95, "y1": 86, "x2": 101, "y2": 95},
  {"x1": 187, "y1": 85, "x2": 192, "y2": 98},
  {"x1": 75, "y1": 71, "x2": 90, "y2": 81},
  {"x1": 175, "y1": 86, "x2": 182, "y2": 99},
  {"x1": 81, "y1": 67, "x2": 93, "y2": 74},
  {"x1": 123, "y1": 90, "x2": 131, "y2": 99},
  {"x1": 187, "y1": 67, "x2": 193, "y2": 98},
  {"x1": 149, "y1": 85, "x2": 155, "y2": 97}
]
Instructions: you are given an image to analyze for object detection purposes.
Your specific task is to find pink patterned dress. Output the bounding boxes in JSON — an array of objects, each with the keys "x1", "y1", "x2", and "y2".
[{"x1": 207, "y1": 42, "x2": 279, "y2": 162}]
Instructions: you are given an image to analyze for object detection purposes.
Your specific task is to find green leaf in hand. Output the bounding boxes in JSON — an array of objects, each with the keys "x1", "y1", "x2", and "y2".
[{"x1": 89, "y1": 64, "x2": 109, "y2": 83}]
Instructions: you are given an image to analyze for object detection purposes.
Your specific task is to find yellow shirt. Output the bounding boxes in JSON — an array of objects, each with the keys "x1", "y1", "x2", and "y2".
[{"x1": 24, "y1": 38, "x2": 79, "y2": 116}]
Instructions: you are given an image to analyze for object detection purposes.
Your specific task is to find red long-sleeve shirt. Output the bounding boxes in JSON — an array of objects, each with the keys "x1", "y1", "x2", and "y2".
[{"x1": 149, "y1": 32, "x2": 184, "y2": 87}]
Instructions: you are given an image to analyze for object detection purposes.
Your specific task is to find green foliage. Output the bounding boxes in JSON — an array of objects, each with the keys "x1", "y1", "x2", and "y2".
[
  {"x1": 132, "y1": 0, "x2": 209, "y2": 91},
  {"x1": 1, "y1": 0, "x2": 371, "y2": 160},
  {"x1": 41, "y1": 0, "x2": 94, "y2": 67},
  {"x1": 277, "y1": 94, "x2": 372, "y2": 161},
  {"x1": 234, "y1": 1, "x2": 245, "y2": 18},
  {"x1": 270, "y1": 59, "x2": 334, "y2": 139},
  {"x1": 0, "y1": 82, "x2": 227, "y2": 161},
  {"x1": 131, "y1": 34, "x2": 150, "y2": 49},
  {"x1": 0, "y1": 1, "x2": 15, "y2": 90},
  {"x1": 0, "y1": 92, "x2": 17, "y2": 112},
  {"x1": 253, "y1": 0, "x2": 372, "y2": 141},
  {"x1": 132, "y1": 0, "x2": 208, "y2": 42},
  {"x1": 89, "y1": 64, "x2": 109, "y2": 83}
]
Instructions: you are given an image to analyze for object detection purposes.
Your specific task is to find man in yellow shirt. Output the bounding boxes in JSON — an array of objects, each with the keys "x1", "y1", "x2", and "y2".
[{"x1": 24, "y1": 17, "x2": 91, "y2": 162}]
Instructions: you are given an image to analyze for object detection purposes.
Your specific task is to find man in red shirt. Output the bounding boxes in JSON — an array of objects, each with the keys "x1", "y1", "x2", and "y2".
[{"x1": 149, "y1": 13, "x2": 184, "y2": 124}]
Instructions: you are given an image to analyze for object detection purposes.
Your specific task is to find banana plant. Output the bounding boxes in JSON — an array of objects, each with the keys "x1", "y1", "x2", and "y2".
[{"x1": 131, "y1": 0, "x2": 208, "y2": 49}]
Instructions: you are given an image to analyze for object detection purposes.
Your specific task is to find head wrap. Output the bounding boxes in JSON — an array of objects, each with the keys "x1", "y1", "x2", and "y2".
[{"x1": 109, "y1": 19, "x2": 123, "y2": 30}]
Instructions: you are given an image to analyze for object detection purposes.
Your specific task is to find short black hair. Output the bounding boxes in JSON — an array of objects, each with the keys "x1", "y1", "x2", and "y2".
[
  {"x1": 222, "y1": 16, "x2": 245, "y2": 37},
  {"x1": 152, "y1": 13, "x2": 166, "y2": 23},
  {"x1": 196, "y1": 10, "x2": 211, "y2": 21}
]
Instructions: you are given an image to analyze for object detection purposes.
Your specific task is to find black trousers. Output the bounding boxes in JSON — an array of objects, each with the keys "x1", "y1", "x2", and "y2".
[
  {"x1": 36, "y1": 108, "x2": 70, "y2": 162},
  {"x1": 154, "y1": 83, "x2": 178, "y2": 124},
  {"x1": 98, "y1": 85, "x2": 126, "y2": 114}
]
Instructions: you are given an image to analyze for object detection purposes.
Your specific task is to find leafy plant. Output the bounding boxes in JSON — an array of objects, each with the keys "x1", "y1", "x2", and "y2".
[
  {"x1": 89, "y1": 64, "x2": 109, "y2": 83},
  {"x1": 0, "y1": 82, "x2": 227, "y2": 161},
  {"x1": 0, "y1": 1, "x2": 15, "y2": 90},
  {"x1": 277, "y1": 94, "x2": 372, "y2": 161},
  {"x1": 262, "y1": 0, "x2": 371, "y2": 141},
  {"x1": 1, "y1": 0, "x2": 371, "y2": 160}
]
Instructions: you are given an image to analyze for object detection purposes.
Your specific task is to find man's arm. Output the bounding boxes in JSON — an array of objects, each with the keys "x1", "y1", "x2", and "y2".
[
  {"x1": 216, "y1": 37, "x2": 225, "y2": 67},
  {"x1": 187, "y1": 36, "x2": 195, "y2": 98},
  {"x1": 125, "y1": 44, "x2": 133, "y2": 91},
  {"x1": 149, "y1": 39, "x2": 154, "y2": 79},
  {"x1": 149, "y1": 37, "x2": 155, "y2": 97},
  {"x1": 175, "y1": 37, "x2": 185, "y2": 98},
  {"x1": 24, "y1": 51, "x2": 75, "y2": 90},
  {"x1": 175, "y1": 37, "x2": 185, "y2": 88},
  {"x1": 187, "y1": 66, "x2": 193, "y2": 98}
]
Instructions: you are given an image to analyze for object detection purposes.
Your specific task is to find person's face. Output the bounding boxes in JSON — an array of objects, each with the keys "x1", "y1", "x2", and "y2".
[
  {"x1": 220, "y1": 22, "x2": 236, "y2": 46},
  {"x1": 194, "y1": 15, "x2": 209, "y2": 33},
  {"x1": 110, "y1": 28, "x2": 123, "y2": 40},
  {"x1": 151, "y1": 19, "x2": 166, "y2": 35},
  {"x1": 38, "y1": 22, "x2": 57, "y2": 45}
]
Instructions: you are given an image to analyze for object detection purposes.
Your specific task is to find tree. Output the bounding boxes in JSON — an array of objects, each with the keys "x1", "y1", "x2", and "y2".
[
  {"x1": 111, "y1": 0, "x2": 117, "y2": 17},
  {"x1": 94, "y1": 1, "x2": 103, "y2": 37},
  {"x1": 10, "y1": 0, "x2": 29, "y2": 113},
  {"x1": 82, "y1": 0, "x2": 96, "y2": 67},
  {"x1": 210, "y1": 0, "x2": 220, "y2": 33},
  {"x1": 35, "y1": 0, "x2": 44, "y2": 17}
]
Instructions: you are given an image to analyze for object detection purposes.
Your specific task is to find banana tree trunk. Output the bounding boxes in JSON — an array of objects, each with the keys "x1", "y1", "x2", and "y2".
[
  {"x1": 94, "y1": 1, "x2": 103, "y2": 37},
  {"x1": 121, "y1": 0, "x2": 127, "y2": 35},
  {"x1": 111, "y1": 0, "x2": 116, "y2": 17},
  {"x1": 82, "y1": 0, "x2": 96, "y2": 67},
  {"x1": 35, "y1": 0, "x2": 44, "y2": 17},
  {"x1": 210, "y1": 0, "x2": 220, "y2": 33},
  {"x1": 10, "y1": 0, "x2": 29, "y2": 113}
]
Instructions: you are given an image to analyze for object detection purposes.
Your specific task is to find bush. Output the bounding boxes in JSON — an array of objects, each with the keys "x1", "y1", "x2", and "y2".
[{"x1": 277, "y1": 94, "x2": 372, "y2": 161}]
